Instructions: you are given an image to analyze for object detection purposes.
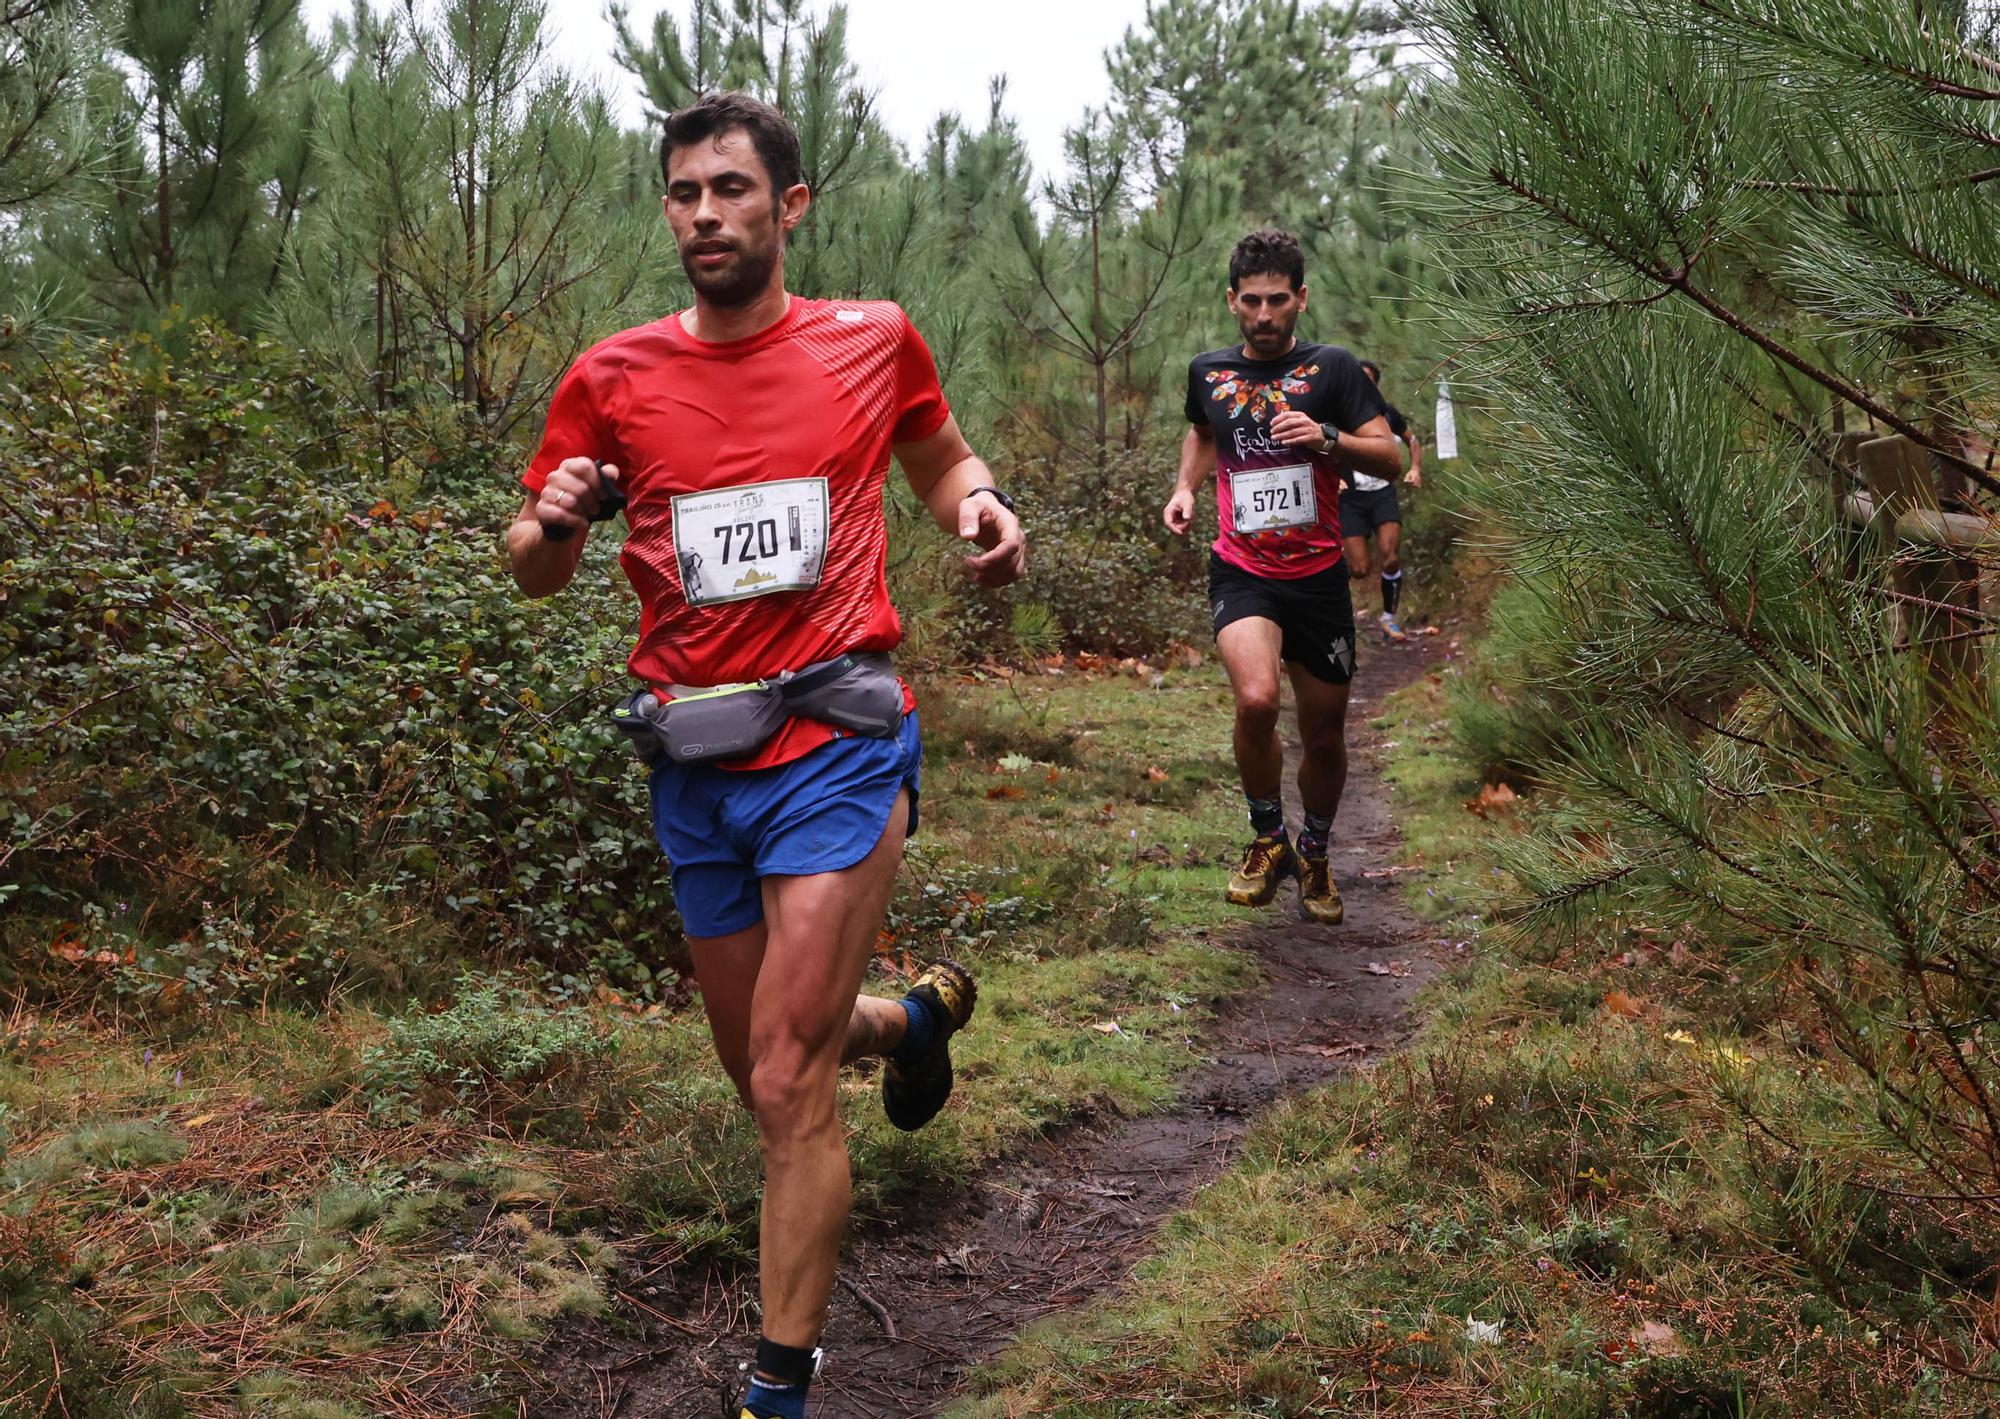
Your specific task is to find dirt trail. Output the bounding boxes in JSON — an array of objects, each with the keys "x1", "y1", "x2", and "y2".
[{"x1": 547, "y1": 634, "x2": 1445, "y2": 1419}]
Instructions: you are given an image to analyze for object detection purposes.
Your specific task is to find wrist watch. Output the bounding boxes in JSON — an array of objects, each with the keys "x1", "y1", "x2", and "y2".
[
  {"x1": 965, "y1": 486, "x2": 1015, "y2": 512},
  {"x1": 1318, "y1": 422, "x2": 1342, "y2": 453}
]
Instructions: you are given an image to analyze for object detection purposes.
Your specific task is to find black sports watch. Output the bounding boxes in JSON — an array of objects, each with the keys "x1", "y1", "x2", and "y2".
[
  {"x1": 1318, "y1": 422, "x2": 1342, "y2": 452},
  {"x1": 965, "y1": 486, "x2": 1015, "y2": 513}
]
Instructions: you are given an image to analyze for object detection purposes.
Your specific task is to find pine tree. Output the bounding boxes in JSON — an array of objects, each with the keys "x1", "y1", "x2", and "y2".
[
  {"x1": 272, "y1": 0, "x2": 654, "y2": 453},
  {"x1": 47, "y1": 0, "x2": 326, "y2": 321},
  {"x1": 1105, "y1": 0, "x2": 1377, "y2": 222},
  {"x1": 1103, "y1": 0, "x2": 1424, "y2": 367},
  {"x1": 0, "y1": 0, "x2": 97, "y2": 211},
  {"x1": 1003, "y1": 111, "x2": 1217, "y2": 472},
  {"x1": 1419, "y1": 0, "x2": 2000, "y2": 1343}
]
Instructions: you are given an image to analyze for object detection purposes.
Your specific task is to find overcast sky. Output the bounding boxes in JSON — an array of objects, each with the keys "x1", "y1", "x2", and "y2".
[{"x1": 300, "y1": 0, "x2": 1156, "y2": 185}]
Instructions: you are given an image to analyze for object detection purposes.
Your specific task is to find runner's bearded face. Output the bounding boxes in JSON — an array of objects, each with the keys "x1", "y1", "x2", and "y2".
[
  {"x1": 1228, "y1": 273, "x2": 1305, "y2": 360},
  {"x1": 664, "y1": 128, "x2": 793, "y2": 308}
]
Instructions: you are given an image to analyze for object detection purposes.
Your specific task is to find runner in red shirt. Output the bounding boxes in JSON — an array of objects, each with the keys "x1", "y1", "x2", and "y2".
[
  {"x1": 505, "y1": 93, "x2": 1024, "y2": 1419},
  {"x1": 1163, "y1": 229, "x2": 1399, "y2": 925}
]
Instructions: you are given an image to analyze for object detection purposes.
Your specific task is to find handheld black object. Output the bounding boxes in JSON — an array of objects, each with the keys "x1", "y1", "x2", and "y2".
[{"x1": 543, "y1": 459, "x2": 626, "y2": 542}]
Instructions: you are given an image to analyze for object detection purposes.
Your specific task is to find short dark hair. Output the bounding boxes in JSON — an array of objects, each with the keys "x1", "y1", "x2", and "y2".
[
  {"x1": 1359, "y1": 359, "x2": 1382, "y2": 381},
  {"x1": 659, "y1": 92, "x2": 805, "y2": 197},
  {"x1": 1229, "y1": 228, "x2": 1305, "y2": 291}
]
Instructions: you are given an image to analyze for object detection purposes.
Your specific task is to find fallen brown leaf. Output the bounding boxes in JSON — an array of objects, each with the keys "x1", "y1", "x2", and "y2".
[
  {"x1": 1628, "y1": 1320, "x2": 1682, "y2": 1357},
  {"x1": 1464, "y1": 782, "x2": 1519, "y2": 819},
  {"x1": 1603, "y1": 989, "x2": 1645, "y2": 1019}
]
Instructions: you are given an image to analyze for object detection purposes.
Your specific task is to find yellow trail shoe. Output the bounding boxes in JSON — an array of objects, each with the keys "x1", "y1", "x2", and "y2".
[
  {"x1": 1226, "y1": 833, "x2": 1298, "y2": 907},
  {"x1": 1299, "y1": 854, "x2": 1345, "y2": 924},
  {"x1": 883, "y1": 958, "x2": 978, "y2": 1132}
]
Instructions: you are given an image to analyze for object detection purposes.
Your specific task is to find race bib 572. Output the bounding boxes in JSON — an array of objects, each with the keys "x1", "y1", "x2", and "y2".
[
  {"x1": 671, "y1": 477, "x2": 830, "y2": 607},
  {"x1": 1229, "y1": 463, "x2": 1317, "y2": 533}
]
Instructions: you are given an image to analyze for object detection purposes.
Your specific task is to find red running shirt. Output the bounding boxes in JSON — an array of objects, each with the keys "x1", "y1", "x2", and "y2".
[{"x1": 524, "y1": 299, "x2": 949, "y2": 770}]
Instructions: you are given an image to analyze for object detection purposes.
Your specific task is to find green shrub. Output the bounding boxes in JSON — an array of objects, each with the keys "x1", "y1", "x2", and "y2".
[
  {"x1": 975, "y1": 446, "x2": 1209, "y2": 658},
  {"x1": 0, "y1": 324, "x2": 680, "y2": 1005},
  {"x1": 363, "y1": 974, "x2": 620, "y2": 1132}
]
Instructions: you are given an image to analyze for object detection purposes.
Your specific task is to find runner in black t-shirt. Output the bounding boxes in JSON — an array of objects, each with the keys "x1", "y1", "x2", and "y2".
[
  {"x1": 1163, "y1": 230, "x2": 1401, "y2": 924},
  {"x1": 1342, "y1": 359, "x2": 1424, "y2": 640}
]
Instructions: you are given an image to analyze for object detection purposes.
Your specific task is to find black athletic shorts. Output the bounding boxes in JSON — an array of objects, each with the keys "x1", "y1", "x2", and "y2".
[
  {"x1": 1338, "y1": 484, "x2": 1402, "y2": 539},
  {"x1": 1208, "y1": 551, "x2": 1357, "y2": 686}
]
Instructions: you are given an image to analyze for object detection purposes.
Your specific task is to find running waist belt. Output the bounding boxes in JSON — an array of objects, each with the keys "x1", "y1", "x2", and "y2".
[{"x1": 608, "y1": 651, "x2": 903, "y2": 766}]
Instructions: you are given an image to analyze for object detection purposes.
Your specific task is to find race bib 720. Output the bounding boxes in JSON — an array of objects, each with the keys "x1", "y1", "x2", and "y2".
[{"x1": 671, "y1": 477, "x2": 830, "y2": 607}]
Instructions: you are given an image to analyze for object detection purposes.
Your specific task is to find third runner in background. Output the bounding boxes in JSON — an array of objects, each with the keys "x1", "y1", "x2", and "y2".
[
  {"x1": 1163, "y1": 229, "x2": 1401, "y2": 923},
  {"x1": 1342, "y1": 358, "x2": 1424, "y2": 641}
]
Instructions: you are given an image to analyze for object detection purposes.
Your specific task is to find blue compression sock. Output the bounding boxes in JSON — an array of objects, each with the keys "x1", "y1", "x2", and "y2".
[
  {"x1": 743, "y1": 1376, "x2": 808, "y2": 1419},
  {"x1": 890, "y1": 992, "x2": 938, "y2": 1065}
]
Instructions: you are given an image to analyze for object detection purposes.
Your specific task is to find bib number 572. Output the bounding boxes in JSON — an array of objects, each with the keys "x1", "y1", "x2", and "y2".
[{"x1": 1231, "y1": 463, "x2": 1316, "y2": 534}]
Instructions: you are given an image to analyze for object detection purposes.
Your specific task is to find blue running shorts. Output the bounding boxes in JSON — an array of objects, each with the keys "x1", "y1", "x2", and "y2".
[{"x1": 647, "y1": 712, "x2": 922, "y2": 938}]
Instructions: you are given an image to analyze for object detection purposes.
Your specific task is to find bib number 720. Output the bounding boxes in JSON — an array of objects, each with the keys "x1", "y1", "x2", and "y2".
[
  {"x1": 671, "y1": 476, "x2": 830, "y2": 607},
  {"x1": 715, "y1": 517, "x2": 785, "y2": 564}
]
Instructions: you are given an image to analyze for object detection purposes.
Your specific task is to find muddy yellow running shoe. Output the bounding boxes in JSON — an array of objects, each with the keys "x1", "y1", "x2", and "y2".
[
  {"x1": 1299, "y1": 854, "x2": 1345, "y2": 924},
  {"x1": 883, "y1": 958, "x2": 977, "y2": 1132},
  {"x1": 1226, "y1": 833, "x2": 1297, "y2": 907}
]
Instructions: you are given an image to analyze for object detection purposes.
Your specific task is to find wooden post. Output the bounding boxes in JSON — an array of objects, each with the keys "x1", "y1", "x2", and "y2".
[{"x1": 1858, "y1": 435, "x2": 1989, "y2": 721}]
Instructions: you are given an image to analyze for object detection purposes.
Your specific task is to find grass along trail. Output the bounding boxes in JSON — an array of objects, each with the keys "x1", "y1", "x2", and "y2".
[
  {"x1": 0, "y1": 629, "x2": 1454, "y2": 1418},
  {"x1": 541, "y1": 630, "x2": 1451, "y2": 1418}
]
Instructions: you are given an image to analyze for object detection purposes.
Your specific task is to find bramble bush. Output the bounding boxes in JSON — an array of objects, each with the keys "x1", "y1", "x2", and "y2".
[
  {"x1": 976, "y1": 446, "x2": 1210, "y2": 658},
  {"x1": 0, "y1": 323, "x2": 679, "y2": 1007}
]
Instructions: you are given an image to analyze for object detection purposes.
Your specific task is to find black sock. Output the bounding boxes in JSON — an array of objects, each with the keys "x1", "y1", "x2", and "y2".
[
  {"x1": 1380, "y1": 569, "x2": 1402, "y2": 615},
  {"x1": 1246, "y1": 794, "x2": 1285, "y2": 838},
  {"x1": 743, "y1": 1338, "x2": 818, "y2": 1419},
  {"x1": 1298, "y1": 811, "x2": 1333, "y2": 860}
]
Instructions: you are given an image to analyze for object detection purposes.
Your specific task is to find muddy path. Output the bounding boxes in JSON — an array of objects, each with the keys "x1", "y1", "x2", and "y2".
[{"x1": 543, "y1": 632, "x2": 1447, "y2": 1419}]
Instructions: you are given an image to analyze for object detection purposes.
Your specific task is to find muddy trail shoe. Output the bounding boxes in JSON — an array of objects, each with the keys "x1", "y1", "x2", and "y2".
[
  {"x1": 1226, "y1": 833, "x2": 1298, "y2": 907},
  {"x1": 1299, "y1": 854, "x2": 1345, "y2": 924},
  {"x1": 1380, "y1": 611, "x2": 1408, "y2": 643},
  {"x1": 883, "y1": 958, "x2": 977, "y2": 1132}
]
